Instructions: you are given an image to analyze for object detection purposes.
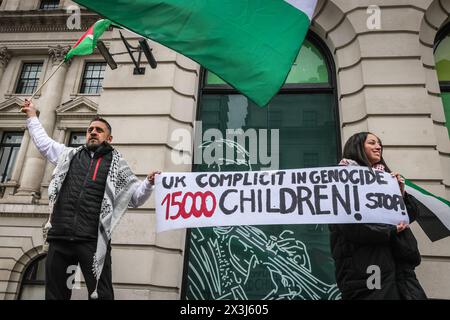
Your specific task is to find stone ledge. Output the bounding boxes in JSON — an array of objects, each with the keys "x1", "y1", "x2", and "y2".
[
  {"x1": 0, "y1": 203, "x2": 49, "y2": 217},
  {"x1": 0, "y1": 10, "x2": 100, "y2": 33}
]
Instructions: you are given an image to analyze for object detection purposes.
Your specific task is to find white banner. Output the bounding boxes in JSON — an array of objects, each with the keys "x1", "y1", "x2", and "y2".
[{"x1": 154, "y1": 167, "x2": 409, "y2": 233}]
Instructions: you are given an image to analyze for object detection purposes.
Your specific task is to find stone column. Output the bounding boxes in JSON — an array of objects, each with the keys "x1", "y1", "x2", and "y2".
[
  {"x1": 0, "y1": 47, "x2": 11, "y2": 82},
  {"x1": 40, "y1": 127, "x2": 67, "y2": 201},
  {"x1": 16, "y1": 46, "x2": 70, "y2": 199}
]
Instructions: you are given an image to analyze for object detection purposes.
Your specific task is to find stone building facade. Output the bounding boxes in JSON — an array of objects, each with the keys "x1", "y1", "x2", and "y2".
[{"x1": 0, "y1": 0, "x2": 449, "y2": 299}]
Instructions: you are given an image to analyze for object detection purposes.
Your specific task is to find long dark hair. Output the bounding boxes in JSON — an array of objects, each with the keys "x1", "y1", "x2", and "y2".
[{"x1": 342, "y1": 132, "x2": 391, "y2": 172}]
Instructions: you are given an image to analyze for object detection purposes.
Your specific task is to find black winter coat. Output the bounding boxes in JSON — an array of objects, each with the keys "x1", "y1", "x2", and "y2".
[
  {"x1": 329, "y1": 193, "x2": 427, "y2": 300},
  {"x1": 391, "y1": 193, "x2": 427, "y2": 300},
  {"x1": 329, "y1": 222, "x2": 400, "y2": 299}
]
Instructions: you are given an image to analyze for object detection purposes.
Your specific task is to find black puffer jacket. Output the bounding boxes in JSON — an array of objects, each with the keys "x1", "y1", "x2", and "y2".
[
  {"x1": 47, "y1": 143, "x2": 113, "y2": 241},
  {"x1": 391, "y1": 193, "x2": 427, "y2": 300},
  {"x1": 329, "y1": 222, "x2": 400, "y2": 299},
  {"x1": 329, "y1": 193, "x2": 427, "y2": 300}
]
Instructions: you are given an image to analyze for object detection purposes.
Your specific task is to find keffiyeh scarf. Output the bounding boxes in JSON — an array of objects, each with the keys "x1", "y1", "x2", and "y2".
[
  {"x1": 44, "y1": 146, "x2": 140, "y2": 298},
  {"x1": 339, "y1": 158, "x2": 385, "y2": 172}
]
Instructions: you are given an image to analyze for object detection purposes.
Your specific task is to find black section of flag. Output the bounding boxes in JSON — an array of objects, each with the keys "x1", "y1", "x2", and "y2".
[{"x1": 408, "y1": 194, "x2": 450, "y2": 242}]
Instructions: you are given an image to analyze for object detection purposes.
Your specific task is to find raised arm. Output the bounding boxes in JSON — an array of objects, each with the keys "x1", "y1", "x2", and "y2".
[
  {"x1": 129, "y1": 171, "x2": 161, "y2": 208},
  {"x1": 22, "y1": 100, "x2": 66, "y2": 166}
]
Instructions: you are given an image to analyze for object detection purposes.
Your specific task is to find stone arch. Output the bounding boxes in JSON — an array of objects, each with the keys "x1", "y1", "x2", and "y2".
[
  {"x1": 419, "y1": 0, "x2": 450, "y2": 199},
  {"x1": 5, "y1": 246, "x2": 44, "y2": 300},
  {"x1": 310, "y1": 0, "x2": 364, "y2": 142}
]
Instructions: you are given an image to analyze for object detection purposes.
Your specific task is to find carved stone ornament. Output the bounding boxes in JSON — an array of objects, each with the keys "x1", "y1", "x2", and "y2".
[
  {"x1": 48, "y1": 45, "x2": 71, "y2": 65},
  {"x1": 0, "y1": 47, "x2": 11, "y2": 68}
]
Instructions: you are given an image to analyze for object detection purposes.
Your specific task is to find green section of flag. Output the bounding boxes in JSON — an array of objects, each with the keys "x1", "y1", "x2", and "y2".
[
  {"x1": 441, "y1": 92, "x2": 450, "y2": 138},
  {"x1": 65, "y1": 19, "x2": 111, "y2": 61},
  {"x1": 72, "y1": 0, "x2": 314, "y2": 107},
  {"x1": 405, "y1": 179, "x2": 450, "y2": 208}
]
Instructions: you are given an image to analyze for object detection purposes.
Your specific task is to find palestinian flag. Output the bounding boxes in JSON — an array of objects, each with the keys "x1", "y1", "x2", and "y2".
[
  {"x1": 65, "y1": 19, "x2": 112, "y2": 61},
  {"x1": 405, "y1": 179, "x2": 450, "y2": 242},
  {"x1": 72, "y1": 0, "x2": 317, "y2": 107}
]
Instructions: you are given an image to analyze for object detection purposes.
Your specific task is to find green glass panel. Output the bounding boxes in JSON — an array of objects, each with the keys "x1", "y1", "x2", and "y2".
[
  {"x1": 268, "y1": 94, "x2": 338, "y2": 169},
  {"x1": 206, "y1": 71, "x2": 226, "y2": 85},
  {"x1": 435, "y1": 35, "x2": 450, "y2": 81},
  {"x1": 285, "y1": 41, "x2": 328, "y2": 84},
  {"x1": 206, "y1": 41, "x2": 329, "y2": 86},
  {"x1": 441, "y1": 92, "x2": 450, "y2": 137},
  {"x1": 186, "y1": 94, "x2": 340, "y2": 300}
]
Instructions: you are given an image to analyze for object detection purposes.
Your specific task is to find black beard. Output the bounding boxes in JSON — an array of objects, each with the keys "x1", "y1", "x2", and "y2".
[{"x1": 86, "y1": 142, "x2": 101, "y2": 152}]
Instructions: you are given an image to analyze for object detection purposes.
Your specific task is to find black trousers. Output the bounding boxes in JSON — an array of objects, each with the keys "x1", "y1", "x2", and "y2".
[{"x1": 45, "y1": 240, "x2": 114, "y2": 300}]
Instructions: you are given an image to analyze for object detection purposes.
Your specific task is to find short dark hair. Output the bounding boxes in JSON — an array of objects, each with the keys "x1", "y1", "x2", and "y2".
[
  {"x1": 89, "y1": 116, "x2": 112, "y2": 135},
  {"x1": 342, "y1": 132, "x2": 391, "y2": 172}
]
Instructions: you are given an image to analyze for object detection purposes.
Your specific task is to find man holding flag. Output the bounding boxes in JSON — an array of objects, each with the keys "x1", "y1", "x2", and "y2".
[
  {"x1": 21, "y1": 100, "x2": 160, "y2": 300},
  {"x1": 18, "y1": 18, "x2": 161, "y2": 299}
]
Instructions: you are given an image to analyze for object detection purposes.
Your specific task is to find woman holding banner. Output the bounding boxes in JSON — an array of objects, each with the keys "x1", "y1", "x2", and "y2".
[{"x1": 329, "y1": 132, "x2": 427, "y2": 300}]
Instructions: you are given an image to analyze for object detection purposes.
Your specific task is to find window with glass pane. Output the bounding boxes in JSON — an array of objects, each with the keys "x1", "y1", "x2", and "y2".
[
  {"x1": 206, "y1": 40, "x2": 330, "y2": 87},
  {"x1": 19, "y1": 256, "x2": 46, "y2": 300},
  {"x1": 80, "y1": 62, "x2": 106, "y2": 94},
  {"x1": 69, "y1": 132, "x2": 86, "y2": 147},
  {"x1": 435, "y1": 27, "x2": 450, "y2": 137},
  {"x1": 285, "y1": 41, "x2": 329, "y2": 84},
  {"x1": 184, "y1": 35, "x2": 340, "y2": 300},
  {"x1": 40, "y1": 0, "x2": 59, "y2": 10},
  {"x1": 0, "y1": 132, "x2": 23, "y2": 183},
  {"x1": 15, "y1": 63, "x2": 43, "y2": 95}
]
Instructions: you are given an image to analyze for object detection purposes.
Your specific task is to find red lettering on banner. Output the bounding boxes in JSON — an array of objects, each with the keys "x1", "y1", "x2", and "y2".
[{"x1": 162, "y1": 191, "x2": 217, "y2": 220}]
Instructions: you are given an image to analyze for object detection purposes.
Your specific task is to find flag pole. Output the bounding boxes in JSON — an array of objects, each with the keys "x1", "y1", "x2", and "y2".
[{"x1": 28, "y1": 59, "x2": 66, "y2": 101}]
